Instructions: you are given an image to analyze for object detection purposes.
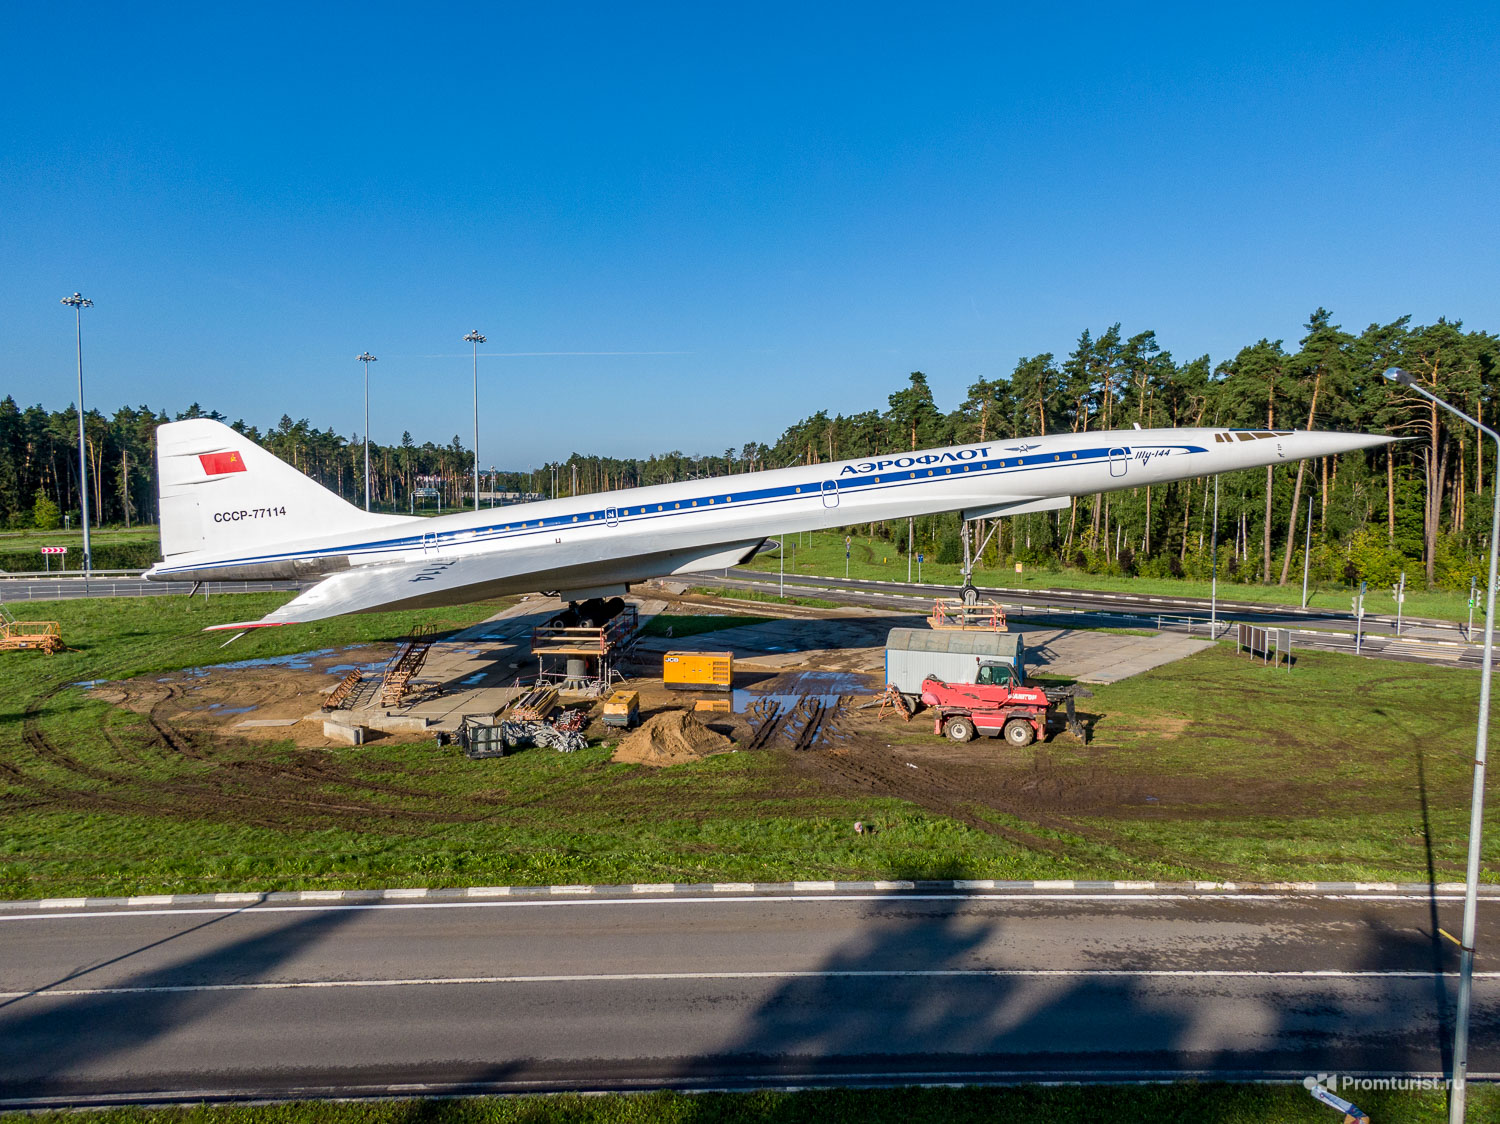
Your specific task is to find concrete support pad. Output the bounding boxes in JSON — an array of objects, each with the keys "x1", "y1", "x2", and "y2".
[
  {"x1": 323, "y1": 720, "x2": 366, "y2": 745},
  {"x1": 370, "y1": 714, "x2": 431, "y2": 733}
]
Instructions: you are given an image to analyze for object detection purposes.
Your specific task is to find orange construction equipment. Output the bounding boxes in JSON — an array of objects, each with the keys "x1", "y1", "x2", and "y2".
[
  {"x1": 0, "y1": 605, "x2": 64, "y2": 654},
  {"x1": 663, "y1": 651, "x2": 733, "y2": 691},
  {"x1": 928, "y1": 598, "x2": 1007, "y2": 631}
]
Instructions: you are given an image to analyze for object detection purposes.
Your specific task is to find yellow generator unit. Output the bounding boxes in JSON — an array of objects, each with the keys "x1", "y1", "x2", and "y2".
[
  {"x1": 663, "y1": 651, "x2": 733, "y2": 692},
  {"x1": 601, "y1": 689, "x2": 640, "y2": 728}
]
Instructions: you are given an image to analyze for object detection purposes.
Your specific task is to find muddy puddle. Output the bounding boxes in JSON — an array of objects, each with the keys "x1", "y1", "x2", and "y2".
[
  {"x1": 733, "y1": 669, "x2": 876, "y2": 714},
  {"x1": 173, "y1": 645, "x2": 385, "y2": 677}
]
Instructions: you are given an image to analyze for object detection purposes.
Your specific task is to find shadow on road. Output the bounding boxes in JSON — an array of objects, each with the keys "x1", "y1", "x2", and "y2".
[
  {"x1": 0, "y1": 906, "x2": 362, "y2": 1100},
  {"x1": 663, "y1": 892, "x2": 1481, "y2": 1110}
]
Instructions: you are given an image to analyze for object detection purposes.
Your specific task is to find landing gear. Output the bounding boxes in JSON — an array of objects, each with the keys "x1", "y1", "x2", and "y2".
[
  {"x1": 547, "y1": 597, "x2": 629, "y2": 629},
  {"x1": 958, "y1": 517, "x2": 1000, "y2": 605}
]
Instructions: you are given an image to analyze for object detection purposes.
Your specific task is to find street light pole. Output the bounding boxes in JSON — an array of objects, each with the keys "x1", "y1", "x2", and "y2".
[
  {"x1": 1301, "y1": 494, "x2": 1314, "y2": 609},
  {"x1": 357, "y1": 353, "x2": 377, "y2": 510},
  {"x1": 60, "y1": 293, "x2": 94, "y2": 583},
  {"x1": 1386, "y1": 367, "x2": 1499, "y2": 1124},
  {"x1": 1210, "y1": 474, "x2": 1219, "y2": 638},
  {"x1": 464, "y1": 330, "x2": 486, "y2": 511}
]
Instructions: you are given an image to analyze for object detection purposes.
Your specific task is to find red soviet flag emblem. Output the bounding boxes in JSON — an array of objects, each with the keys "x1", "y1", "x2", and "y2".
[{"x1": 199, "y1": 451, "x2": 247, "y2": 475}]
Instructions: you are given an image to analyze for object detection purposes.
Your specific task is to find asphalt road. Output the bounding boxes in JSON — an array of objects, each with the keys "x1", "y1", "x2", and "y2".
[
  {"x1": 1, "y1": 888, "x2": 1493, "y2": 1107},
  {"x1": 702, "y1": 569, "x2": 1483, "y2": 669},
  {"x1": 1, "y1": 570, "x2": 1480, "y2": 667}
]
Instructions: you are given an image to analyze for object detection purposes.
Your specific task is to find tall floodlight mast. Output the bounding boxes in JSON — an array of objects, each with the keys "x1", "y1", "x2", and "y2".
[
  {"x1": 1385, "y1": 366, "x2": 1499, "y2": 1124},
  {"x1": 464, "y1": 330, "x2": 486, "y2": 511},
  {"x1": 60, "y1": 293, "x2": 94, "y2": 582},
  {"x1": 357, "y1": 352, "x2": 378, "y2": 510}
]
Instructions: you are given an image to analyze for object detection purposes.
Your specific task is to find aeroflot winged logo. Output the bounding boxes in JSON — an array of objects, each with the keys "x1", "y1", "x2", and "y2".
[
  {"x1": 199, "y1": 451, "x2": 247, "y2": 475},
  {"x1": 839, "y1": 448, "x2": 991, "y2": 476}
]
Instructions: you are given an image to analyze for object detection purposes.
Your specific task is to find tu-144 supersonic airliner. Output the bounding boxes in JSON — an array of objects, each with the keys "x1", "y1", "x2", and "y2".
[{"x1": 143, "y1": 418, "x2": 1392, "y2": 629}]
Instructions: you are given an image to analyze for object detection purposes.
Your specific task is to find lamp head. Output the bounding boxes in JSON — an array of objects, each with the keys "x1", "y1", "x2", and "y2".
[
  {"x1": 464, "y1": 329, "x2": 486, "y2": 344},
  {"x1": 357, "y1": 352, "x2": 377, "y2": 363},
  {"x1": 1384, "y1": 366, "x2": 1415, "y2": 387},
  {"x1": 60, "y1": 292, "x2": 93, "y2": 309}
]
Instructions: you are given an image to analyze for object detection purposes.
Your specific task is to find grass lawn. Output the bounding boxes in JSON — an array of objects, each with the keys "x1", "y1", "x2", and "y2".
[
  {"x1": 689, "y1": 585, "x2": 841, "y2": 609},
  {"x1": 640, "y1": 612, "x2": 776, "y2": 638},
  {"x1": 744, "y1": 530, "x2": 1473, "y2": 622},
  {"x1": 0, "y1": 592, "x2": 1496, "y2": 898},
  {"x1": 2, "y1": 1085, "x2": 1490, "y2": 1123},
  {"x1": 0, "y1": 525, "x2": 162, "y2": 546}
]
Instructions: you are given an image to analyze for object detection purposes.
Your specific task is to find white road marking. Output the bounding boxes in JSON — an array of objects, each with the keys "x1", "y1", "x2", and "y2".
[
  {"x1": 0, "y1": 891, "x2": 1470, "y2": 922},
  {"x1": 4, "y1": 967, "x2": 1497, "y2": 1001}
]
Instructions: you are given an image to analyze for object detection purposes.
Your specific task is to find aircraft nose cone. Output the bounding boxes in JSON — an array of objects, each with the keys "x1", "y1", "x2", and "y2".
[{"x1": 1292, "y1": 431, "x2": 1395, "y2": 457}]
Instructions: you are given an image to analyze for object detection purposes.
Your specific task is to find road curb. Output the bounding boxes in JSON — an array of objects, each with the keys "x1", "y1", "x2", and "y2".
[{"x1": 1, "y1": 878, "x2": 1491, "y2": 912}]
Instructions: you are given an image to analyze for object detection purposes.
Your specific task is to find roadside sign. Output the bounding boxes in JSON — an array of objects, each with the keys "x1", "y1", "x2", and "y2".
[{"x1": 40, "y1": 547, "x2": 66, "y2": 555}]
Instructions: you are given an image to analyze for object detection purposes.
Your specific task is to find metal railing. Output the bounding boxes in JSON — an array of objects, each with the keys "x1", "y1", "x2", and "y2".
[{"x1": 0, "y1": 577, "x2": 301, "y2": 600}]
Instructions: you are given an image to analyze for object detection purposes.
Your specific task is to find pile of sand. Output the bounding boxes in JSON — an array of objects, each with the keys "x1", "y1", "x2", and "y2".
[{"x1": 612, "y1": 710, "x2": 734, "y2": 767}]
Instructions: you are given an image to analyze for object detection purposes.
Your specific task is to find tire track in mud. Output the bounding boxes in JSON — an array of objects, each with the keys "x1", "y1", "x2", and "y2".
[
  {"x1": 12, "y1": 680, "x2": 488, "y2": 832},
  {"x1": 784, "y1": 745, "x2": 1068, "y2": 855},
  {"x1": 783, "y1": 732, "x2": 1240, "y2": 877},
  {"x1": 16, "y1": 685, "x2": 164, "y2": 816},
  {"x1": 137, "y1": 686, "x2": 484, "y2": 828}
]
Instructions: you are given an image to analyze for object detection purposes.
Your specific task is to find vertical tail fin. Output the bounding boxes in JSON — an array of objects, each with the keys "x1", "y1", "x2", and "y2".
[{"x1": 155, "y1": 419, "x2": 408, "y2": 562}]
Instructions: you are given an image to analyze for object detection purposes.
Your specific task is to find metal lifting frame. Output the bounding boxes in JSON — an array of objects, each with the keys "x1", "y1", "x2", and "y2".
[{"x1": 959, "y1": 518, "x2": 1002, "y2": 593}]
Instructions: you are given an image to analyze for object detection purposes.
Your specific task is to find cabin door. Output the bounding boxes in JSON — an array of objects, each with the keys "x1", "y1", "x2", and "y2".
[
  {"x1": 1108, "y1": 448, "x2": 1129, "y2": 478},
  {"x1": 821, "y1": 479, "x2": 840, "y2": 508}
]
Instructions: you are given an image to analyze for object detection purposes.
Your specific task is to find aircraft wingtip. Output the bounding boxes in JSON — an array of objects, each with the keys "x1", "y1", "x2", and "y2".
[{"x1": 203, "y1": 620, "x2": 286, "y2": 633}]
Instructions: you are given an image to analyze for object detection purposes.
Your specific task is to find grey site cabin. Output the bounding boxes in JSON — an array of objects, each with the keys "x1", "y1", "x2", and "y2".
[{"x1": 883, "y1": 628, "x2": 1027, "y2": 695}]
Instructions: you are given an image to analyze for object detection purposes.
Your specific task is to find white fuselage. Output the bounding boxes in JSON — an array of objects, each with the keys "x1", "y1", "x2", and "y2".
[{"x1": 147, "y1": 424, "x2": 1386, "y2": 617}]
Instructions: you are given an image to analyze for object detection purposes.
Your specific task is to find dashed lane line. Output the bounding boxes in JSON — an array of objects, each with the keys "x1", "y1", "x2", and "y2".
[
  {"x1": 0, "y1": 890, "x2": 1478, "y2": 923},
  {"x1": 6, "y1": 967, "x2": 1500, "y2": 1001}
]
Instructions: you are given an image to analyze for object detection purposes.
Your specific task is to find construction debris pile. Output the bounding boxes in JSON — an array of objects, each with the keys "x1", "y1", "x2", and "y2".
[
  {"x1": 497, "y1": 718, "x2": 588, "y2": 754},
  {"x1": 612, "y1": 710, "x2": 734, "y2": 767},
  {"x1": 459, "y1": 707, "x2": 590, "y2": 758}
]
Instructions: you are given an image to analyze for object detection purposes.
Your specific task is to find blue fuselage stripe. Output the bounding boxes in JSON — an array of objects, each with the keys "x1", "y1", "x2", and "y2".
[{"x1": 153, "y1": 444, "x2": 1202, "y2": 575}]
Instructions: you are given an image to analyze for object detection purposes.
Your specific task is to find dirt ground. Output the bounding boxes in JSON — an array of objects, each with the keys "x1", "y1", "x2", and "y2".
[
  {"x1": 93, "y1": 645, "x2": 398, "y2": 749},
  {"x1": 74, "y1": 591, "x2": 1228, "y2": 852}
]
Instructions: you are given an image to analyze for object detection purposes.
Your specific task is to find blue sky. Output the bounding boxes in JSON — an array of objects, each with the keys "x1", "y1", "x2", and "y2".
[{"x1": 2, "y1": 3, "x2": 1496, "y2": 467}]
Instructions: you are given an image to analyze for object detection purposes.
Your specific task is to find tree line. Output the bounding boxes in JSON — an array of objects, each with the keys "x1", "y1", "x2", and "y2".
[{"x1": 1, "y1": 308, "x2": 1495, "y2": 589}]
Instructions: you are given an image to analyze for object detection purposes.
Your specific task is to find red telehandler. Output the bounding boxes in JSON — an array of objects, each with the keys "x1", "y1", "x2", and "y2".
[{"x1": 919, "y1": 663, "x2": 1088, "y2": 746}]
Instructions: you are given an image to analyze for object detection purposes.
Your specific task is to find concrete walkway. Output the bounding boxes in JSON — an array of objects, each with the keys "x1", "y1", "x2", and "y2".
[
  {"x1": 640, "y1": 611, "x2": 1215, "y2": 687},
  {"x1": 1016, "y1": 627, "x2": 1215, "y2": 684},
  {"x1": 342, "y1": 595, "x2": 669, "y2": 734}
]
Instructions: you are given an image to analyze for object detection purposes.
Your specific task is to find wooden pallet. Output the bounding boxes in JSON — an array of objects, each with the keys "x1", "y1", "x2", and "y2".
[{"x1": 507, "y1": 684, "x2": 558, "y2": 721}]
